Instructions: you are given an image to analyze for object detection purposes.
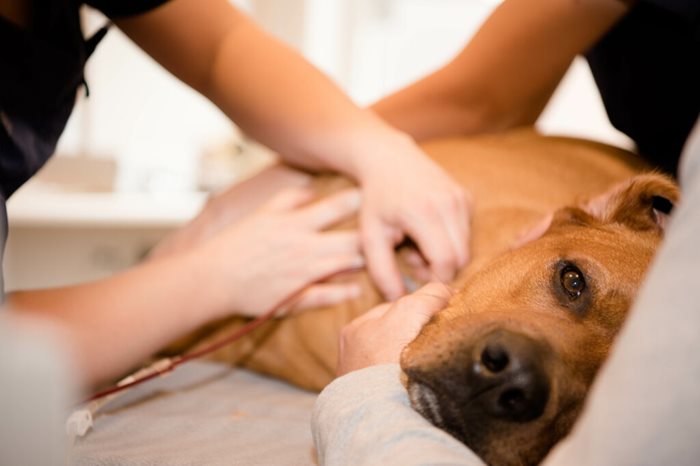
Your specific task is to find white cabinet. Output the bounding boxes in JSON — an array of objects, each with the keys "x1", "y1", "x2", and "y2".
[{"x1": 4, "y1": 185, "x2": 206, "y2": 290}]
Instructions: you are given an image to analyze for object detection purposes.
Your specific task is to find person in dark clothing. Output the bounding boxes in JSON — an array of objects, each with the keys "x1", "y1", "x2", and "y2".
[{"x1": 0, "y1": 0, "x2": 471, "y2": 387}]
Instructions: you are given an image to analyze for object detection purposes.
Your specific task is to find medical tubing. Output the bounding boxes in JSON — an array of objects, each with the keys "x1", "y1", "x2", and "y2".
[{"x1": 81, "y1": 266, "x2": 361, "y2": 404}]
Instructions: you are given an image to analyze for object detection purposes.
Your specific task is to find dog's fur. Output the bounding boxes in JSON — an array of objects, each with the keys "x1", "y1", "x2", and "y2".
[{"x1": 163, "y1": 129, "x2": 678, "y2": 466}]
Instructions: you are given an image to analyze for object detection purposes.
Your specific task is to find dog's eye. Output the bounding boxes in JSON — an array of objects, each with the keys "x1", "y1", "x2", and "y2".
[{"x1": 560, "y1": 264, "x2": 586, "y2": 300}]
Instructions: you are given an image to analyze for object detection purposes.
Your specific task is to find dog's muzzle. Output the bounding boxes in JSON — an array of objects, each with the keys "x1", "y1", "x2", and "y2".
[{"x1": 404, "y1": 329, "x2": 552, "y2": 444}]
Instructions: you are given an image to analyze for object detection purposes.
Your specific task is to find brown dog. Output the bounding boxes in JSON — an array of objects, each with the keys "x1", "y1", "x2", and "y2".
[
  {"x1": 161, "y1": 129, "x2": 678, "y2": 466},
  {"x1": 401, "y1": 174, "x2": 677, "y2": 466}
]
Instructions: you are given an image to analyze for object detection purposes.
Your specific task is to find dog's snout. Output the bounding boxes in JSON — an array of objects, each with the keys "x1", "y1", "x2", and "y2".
[
  {"x1": 404, "y1": 328, "x2": 555, "y2": 444},
  {"x1": 480, "y1": 341, "x2": 510, "y2": 373},
  {"x1": 471, "y1": 330, "x2": 551, "y2": 423}
]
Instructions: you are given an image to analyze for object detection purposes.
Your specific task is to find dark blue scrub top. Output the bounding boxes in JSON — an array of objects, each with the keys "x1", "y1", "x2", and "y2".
[
  {"x1": 586, "y1": 0, "x2": 700, "y2": 175},
  {"x1": 0, "y1": 1, "x2": 169, "y2": 299}
]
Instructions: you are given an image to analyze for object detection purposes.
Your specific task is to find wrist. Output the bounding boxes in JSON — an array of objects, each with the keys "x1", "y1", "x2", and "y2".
[
  {"x1": 178, "y1": 246, "x2": 233, "y2": 322},
  {"x1": 341, "y1": 125, "x2": 419, "y2": 184}
]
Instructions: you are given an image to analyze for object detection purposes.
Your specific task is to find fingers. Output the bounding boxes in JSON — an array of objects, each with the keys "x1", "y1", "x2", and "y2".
[
  {"x1": 436, "y1": 190, "x2": 471, "y2": 268},
  {"x1": 437, "y1": 188, "x2": 471, "y2": 271},
  {"x1": 311, "y1": 230, "x2": 362, "y2": 256},
  {"x1": 456, "y1": 189, "x2": 473, "y2": 262},
  {"x1": 265, "y1": 187, "x2": 361, "y2": 232},
  {"x1": 297, "y1": 231, "x2": 364, "y2": 284},
  {"x1": 361, "y1": 216, "x2": 405, "y2": 301},
  {"x1": 401, "y1": 248, "x2": 432, "y2": 283},
  {"x1": 289, "y1": 283, "x2": 363, "y2": 312},
  {"x1": 307, "y1": 253, "x2": 366, "y2": 283},
  {"x1": 294, "y1": 231, "x2": 365, "y2": 298},
  {"x1": 401, "y1": 188, "x2": 471, "y2": 285},
  {"x1": 346, "y1": 282, "x2": 451, "y2": 347},
  {"x1": 296, "y1": 189, "x2": 361, "y2": 230},
  {"x1": 264, "y1": 186, "x2": 317, "y2": 211},
  {"x1": 336, "y1": 282, "x2": 451, "y2": 376},
  {"x1": 391, "y1": 282, "x2": 452, "y2": 326}
]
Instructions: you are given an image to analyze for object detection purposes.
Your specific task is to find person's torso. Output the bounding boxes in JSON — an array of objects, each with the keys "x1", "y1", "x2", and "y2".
[
  {"x1": 0, "y1": 1, "x2": 91, "y2": 199},
  {"x1": 0, "y1": 0, "x2": 169, "y2": 301},
  {"x1": 586, "y1": 0, "x2": 700, "y2": 175}
]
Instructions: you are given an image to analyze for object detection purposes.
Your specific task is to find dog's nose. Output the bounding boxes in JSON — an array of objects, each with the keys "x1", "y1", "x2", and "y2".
[{"x1": 468, "y1": 330, "x2": 551, "y2": 423}]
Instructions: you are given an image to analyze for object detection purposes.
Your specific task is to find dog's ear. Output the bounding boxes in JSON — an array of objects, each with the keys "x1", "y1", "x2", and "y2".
[
  {"x1": 582, "y1": 173, "x2": 679, "y2": 233},
  {"x1": 512, "y1": 173, "x2": 679, "y2": 249}
]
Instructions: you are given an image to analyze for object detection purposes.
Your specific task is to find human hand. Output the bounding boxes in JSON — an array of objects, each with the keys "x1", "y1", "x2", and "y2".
[
  {"x1": 194, "y1": 186, "x2": 364, "y2": 317},
  {"x1": 353, "y1": 134, "x2": 471, "y2": 300},
  {"x1": 150, "y1": 165, "x2": 311, "y2": 260},
  {"x1": 336, "y1": 282, "x2": 452, "y2": 376}
]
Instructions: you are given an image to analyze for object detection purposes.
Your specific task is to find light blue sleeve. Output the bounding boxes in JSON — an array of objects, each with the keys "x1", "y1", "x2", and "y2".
[{"x1": 312, "y1": 364, "x2": 486, "y2": 466}]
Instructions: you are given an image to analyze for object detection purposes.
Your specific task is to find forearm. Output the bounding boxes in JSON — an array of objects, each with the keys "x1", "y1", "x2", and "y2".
[
  {"x1": 205, "y1": 20, "x2": 404, "y2": 177},
  {"x1": 313, "y1": 364, "x2": 485, "y2": 466},
  {"x1": 115, "y1": 0, "x2": 471, "y2": 301},
  {"x1": 5, "y1": 251, "x2": 218, "y2": 387},
  {"x1": 373, "y1": 0, "x2": 632, "y2": 141},
  {"x1": 116, "y1": 0, "x2": 407, "y2": 181}
]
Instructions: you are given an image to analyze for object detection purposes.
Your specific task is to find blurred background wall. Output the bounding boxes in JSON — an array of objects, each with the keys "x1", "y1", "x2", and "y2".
[{"x1": 57, "y1": 0, "x2": 632, "y2": 187}]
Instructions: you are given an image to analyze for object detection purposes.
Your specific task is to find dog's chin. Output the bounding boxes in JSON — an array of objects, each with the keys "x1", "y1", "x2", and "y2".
[
  {"x1": 407, "y1": 381, "x2": 471, "y2": 445},
  {"x1": 407, "y1": 381, "x2": 529, "y2": 466},
  {"x1": 407, "y1": 382, "x2": 445, "y2": 427}
]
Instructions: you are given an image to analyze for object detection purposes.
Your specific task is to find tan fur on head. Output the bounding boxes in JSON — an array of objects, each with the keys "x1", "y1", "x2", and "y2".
[
  {"x1": 515, "y1": 173, "x2": 678, "y2": 249},
  {"x1": 401, "y1": 171, "x2": 679, "y2": 466},
  {"x1": 590, "y1": 173, "x2": 678, "y2": 231}
]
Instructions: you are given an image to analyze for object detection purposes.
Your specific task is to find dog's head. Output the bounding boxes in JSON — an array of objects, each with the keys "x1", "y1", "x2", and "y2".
[{"x1": 400, "y1": 173, "x2": 679, "y2": 466}]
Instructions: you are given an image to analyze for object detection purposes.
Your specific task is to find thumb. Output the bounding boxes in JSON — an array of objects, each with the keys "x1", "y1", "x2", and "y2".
[{"x1": 389, "y1": 282, "x2": 452, "y2": 330}]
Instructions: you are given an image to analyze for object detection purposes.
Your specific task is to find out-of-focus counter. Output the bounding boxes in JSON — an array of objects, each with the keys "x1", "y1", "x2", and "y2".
[{"x1": 4, "y1": 183, "x2": 207, "y2": 291}]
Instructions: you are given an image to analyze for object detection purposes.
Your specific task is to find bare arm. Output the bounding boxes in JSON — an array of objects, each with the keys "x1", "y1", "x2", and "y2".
[
  {"x1": 7, "y1": 189, "x2": 362, "y2": 387},
  {"x1": 114, "y1": 0, "x2": 401, "y2": 177},
  {"x1": 7, "y1": 251, "x2": 211, "y2": 387},
  {"x1": 373, "y1": 0, "x2": 634, "y2": 140},
  {"x1": 114, "y1": 0, "x2": 472, "y2": 300}
]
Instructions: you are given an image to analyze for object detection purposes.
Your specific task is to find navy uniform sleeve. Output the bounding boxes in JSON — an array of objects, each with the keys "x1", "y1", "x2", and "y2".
[
  {"x1": 85, "y1": 0, "x2": 171, "y2": 18},
  {"x1": 643, "y1": 0, "x2": 700, "y2": 21}
]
